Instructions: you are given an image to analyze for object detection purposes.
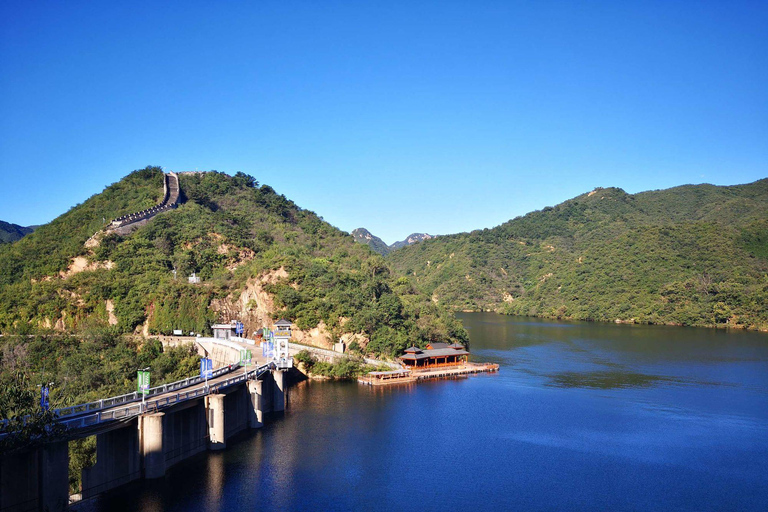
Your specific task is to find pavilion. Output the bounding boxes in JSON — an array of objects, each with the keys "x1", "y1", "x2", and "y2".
[{"x1": 398, "y1": 342, "x2": 469, "y2": 369}]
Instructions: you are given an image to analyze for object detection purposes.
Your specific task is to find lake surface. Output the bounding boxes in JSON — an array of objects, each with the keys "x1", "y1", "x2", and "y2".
[{"x1": 98, "y1": 314, "x2": 768, "y2": 511}]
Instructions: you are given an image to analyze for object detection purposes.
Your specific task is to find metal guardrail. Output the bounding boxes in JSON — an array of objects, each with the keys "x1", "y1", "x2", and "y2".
[
  {"x1": 2, "y1": 333, "x2": 280, "y2": 433},
  {"x1": 54, "y1": 364, "x2": 237, "y2": 420},
  {"x1": 56, "y1": 364, "x2": 270, "y2": 430},
  {"x1": 0, "y1": 360, "x2": 268, "y2": 433}
]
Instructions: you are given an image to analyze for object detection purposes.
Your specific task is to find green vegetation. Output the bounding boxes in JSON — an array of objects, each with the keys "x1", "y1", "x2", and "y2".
[
  {"x1": 0, "y1": 220, "x2": 35, "y2": 244},
  {"x1": 0, "y1": 330, "x2": 199, "y2": 454},
  {"x1": 388, "y1": 180, "x2": 768, "y2": 330},
  {"x1": 0, "y1": 167, "x2": 466, "y2": 353},
  {"x1": 0, "y1": 166, "x2": 467, "y2": 456},
  {"x1": 293, "y1": 349, "x2": 390, "y2": 380}
]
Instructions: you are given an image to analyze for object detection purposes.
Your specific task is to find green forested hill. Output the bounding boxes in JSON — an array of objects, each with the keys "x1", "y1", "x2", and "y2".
[
  {"x1": 0, "y1": 221, "x2": 36, "y2": 244},
  {"x1": 387, "y1": 179, "x2": 768, "y2": 330},
  {"x1": 0, "y1": 167, "x2": 466, "y2": 355}
]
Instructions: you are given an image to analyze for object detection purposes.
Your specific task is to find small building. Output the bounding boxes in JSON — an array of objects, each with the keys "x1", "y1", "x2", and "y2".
[
  {"x1": 274, "y1": 318, "x2": 292, "y2": 334},
  {"x1": 211, "y1": 320, "x2": 239, "y2": 340},
  {"x1": 398, "y1": 343, "x2": 469, "y2": 369},
  {"x1": 188, "y1": 272, "x2": 201, "y2": 284}
]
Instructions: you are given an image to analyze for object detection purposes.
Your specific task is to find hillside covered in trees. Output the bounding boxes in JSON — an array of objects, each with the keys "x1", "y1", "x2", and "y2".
[
  {"x1": 0, "y1": 167, "x2": 466, "y2": 356},
  {"x1": 387, "y1": 179, "x2": 768, "y2": 330},
  {"x1": 0, "y1": 220, "x2": 35, "y2": 244}
]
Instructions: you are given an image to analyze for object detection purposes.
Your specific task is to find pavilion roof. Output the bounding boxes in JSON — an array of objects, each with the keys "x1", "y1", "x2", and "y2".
[{"x1": 399, "y1": 347, "x2": 469, "y2": 360}]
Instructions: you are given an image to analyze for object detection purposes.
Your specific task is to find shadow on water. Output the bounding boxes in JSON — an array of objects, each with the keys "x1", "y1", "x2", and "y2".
[{"x1": 546, "y1": 370, "x2": 678, "y2": 389}]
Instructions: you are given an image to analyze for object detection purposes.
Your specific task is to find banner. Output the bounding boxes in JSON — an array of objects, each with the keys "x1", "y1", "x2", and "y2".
[
  {"x1": 40, "y1": 385, "x2": 49, "y2": 411},
  {"x1": 200, "y1": 358, "x2": 213, "y2": 378},
  {"x1": 137, "y1": 370, "x2": 150, "y2": 395},
  {"x1": 263, "y1": 340, "x2": 275, "y2": 359}
]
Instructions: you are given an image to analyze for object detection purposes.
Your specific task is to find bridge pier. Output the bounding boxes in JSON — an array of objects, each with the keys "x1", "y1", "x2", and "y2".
[
  {"x1": 41, "y1": 441, "x2": 70, "y2": 512},
  {"x1": 247, "y1": 380, "x2": 264, "y2": 428},
  {"x1": 81, "y1": 425, "x2": 140, "y2": 500},
  {"x1": 206, "y1": 394, "x2": 226, "y2": 450},
  {"x1": 272, "y1": 370, "x2": 286, "y2": 412},
  {"x1": 140, "y1": 413, "x2": 166, "y2": 479},
  {"x1": 1, "y1": 366, "x2": 295, "y2": 510},
  {"x1": 0, "y1": 442, "x2": 69, "y2": 512}
]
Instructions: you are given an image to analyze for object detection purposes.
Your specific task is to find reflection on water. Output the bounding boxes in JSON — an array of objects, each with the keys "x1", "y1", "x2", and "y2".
[{"x1": 95, "y1": 313, "x2": 768, "y2": 512}]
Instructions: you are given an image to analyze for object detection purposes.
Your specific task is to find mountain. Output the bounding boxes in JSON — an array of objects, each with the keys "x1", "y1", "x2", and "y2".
[
  {"x1": 388, "y1": 179, "x2": 768, "y2": 331},
  {"x1": 351, "y1": 228, "x2": 390, "y2": 256},
  {"x1": 0, "y1": 220, "x2": 36, "y2": 243},
  {"x1": 0, "y1": 167, "x2": 467, "y2": 355},
  {"x1": 351, "y1": 229, "x2": 435, "y2": 255},
  {"x1": 390, "y1": 233, "x2": 435, "y2": 250}
]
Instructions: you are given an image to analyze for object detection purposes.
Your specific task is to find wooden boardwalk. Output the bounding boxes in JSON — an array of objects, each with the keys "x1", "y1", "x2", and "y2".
[
  {"x1": 412, "y1": 362, "x2": 499, "y2": 381},
  {"x1": 358, "y1": 362, "x2": 499, "y2": 386}
]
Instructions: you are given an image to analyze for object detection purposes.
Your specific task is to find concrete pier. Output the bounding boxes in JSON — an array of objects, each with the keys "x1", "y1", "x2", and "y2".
[
  {"x1": 82, "y1": 425, "x2": 141, "y2": 500},
  {"x1": 41, "y1": 441, "x2": 70, "y2": 512},
  {"x1": 272, "y1": 370, "x2": 286, "y2": 412},
  {"x1": 206, "y1": 394, "x2": 226, "y2": 450},
  {"x1": 1, "y1": 446, "x2": 41, "y2": 512},
  {"x1": 0, "y1": 366, "x2": 294, "y2": 510},
  {"x1": 140, "y1": 413, "x2": 166, "y2": 479},
  {"x1": 248, "y1": 380, "x2": 264, "y2": 428}
]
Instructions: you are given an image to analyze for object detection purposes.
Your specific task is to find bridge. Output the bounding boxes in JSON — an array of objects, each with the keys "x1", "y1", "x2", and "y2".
[{"x1": 0, "y1": 337, "x2": 292, "y2": 512}]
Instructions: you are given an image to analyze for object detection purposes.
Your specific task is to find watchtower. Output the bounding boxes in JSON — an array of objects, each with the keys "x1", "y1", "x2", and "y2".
[{"x1": 273, "y1": 319, "x2": 293, "y2": 369}]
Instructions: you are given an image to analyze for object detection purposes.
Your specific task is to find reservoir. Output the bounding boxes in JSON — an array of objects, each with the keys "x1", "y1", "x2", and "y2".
[{"x1": 96, "y1": 313, "x2": 768, "y2": 511}]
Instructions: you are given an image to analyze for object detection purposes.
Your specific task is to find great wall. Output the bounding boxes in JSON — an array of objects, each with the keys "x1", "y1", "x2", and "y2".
[{"x1": 107, "y1": 171, "x2": 180, "y2": 236}]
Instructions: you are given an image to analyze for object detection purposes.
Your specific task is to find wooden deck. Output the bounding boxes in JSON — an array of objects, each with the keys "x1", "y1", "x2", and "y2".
[
  {"x1": 358, "y1": 362, "x2": 499, "y2": 386},
  {"x1": 411, "y1": 362, "x2": 499, "y2": 381}
]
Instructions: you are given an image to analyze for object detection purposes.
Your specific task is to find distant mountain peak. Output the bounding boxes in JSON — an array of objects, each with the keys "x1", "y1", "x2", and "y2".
[
  {"x1": 351, "y1": 228, "x2": 390, "y2": 255},
  {"x1": 390, "y1": 233, "x2": 434, "y2": 250},
  {"x1": 351, "y1": 228, "x2": 434, "y2": 255}
]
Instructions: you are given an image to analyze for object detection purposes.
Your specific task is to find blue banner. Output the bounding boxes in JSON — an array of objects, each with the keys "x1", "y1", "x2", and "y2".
[
  {"x1": 200, "y1": 358, "x2": 213, "y2": 378},
  {"x1": 40, "y1": 385, "x2": 49, "y2": 411}
]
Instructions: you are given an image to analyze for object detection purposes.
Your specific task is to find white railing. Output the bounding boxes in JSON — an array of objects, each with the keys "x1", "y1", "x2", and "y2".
[
  {"x1": 55, "y1": 364, "x2": 271, "y2": 430},
  {"x1": 54, "y1": 364, "x2": 237, "y2": 420}
]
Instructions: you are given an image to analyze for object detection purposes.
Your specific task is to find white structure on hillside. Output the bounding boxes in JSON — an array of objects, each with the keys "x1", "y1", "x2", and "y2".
[
  {"x1": 273, "y1": 319, "x2": 293, "y2": 369},
  {"x1": 211, "y1": 320, "x2": 242, "y2": 340}
]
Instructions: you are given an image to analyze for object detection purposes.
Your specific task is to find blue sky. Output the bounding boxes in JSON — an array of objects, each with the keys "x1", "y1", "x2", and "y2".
[{"x1": 1, "y1": 1, "x2": 766, "y2": 244}]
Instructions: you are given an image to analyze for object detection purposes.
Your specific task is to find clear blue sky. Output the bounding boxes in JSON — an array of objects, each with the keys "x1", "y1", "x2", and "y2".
[{"x1": 1, "y1": 1, "x2": 766, "y2": 244}]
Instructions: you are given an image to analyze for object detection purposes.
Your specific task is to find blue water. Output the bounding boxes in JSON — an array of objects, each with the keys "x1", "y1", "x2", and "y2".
[{"x1": 97, "y1": 314, "x2": 768, "y2": 511}]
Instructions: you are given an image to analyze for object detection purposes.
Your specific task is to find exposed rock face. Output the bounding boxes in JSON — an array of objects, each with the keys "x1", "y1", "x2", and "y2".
[
  {"x1": 340, "y1": 332, "x2": 370, "y2": 351},
  {"x1": 60, "y1": 256, "x2": 114, "y2": 278},
  {"x1": 389, "y1": 233, "x2": 435, "y2": 250},
  {"x1": 211, "y1": 267, "x2": 288, "y2": 332},
  {"x1": 106, "y1": 300, "x2": 118, "y2": 325},
  {"x1": 291, "y1": 321, "x2": 333, "y2": 349}
]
